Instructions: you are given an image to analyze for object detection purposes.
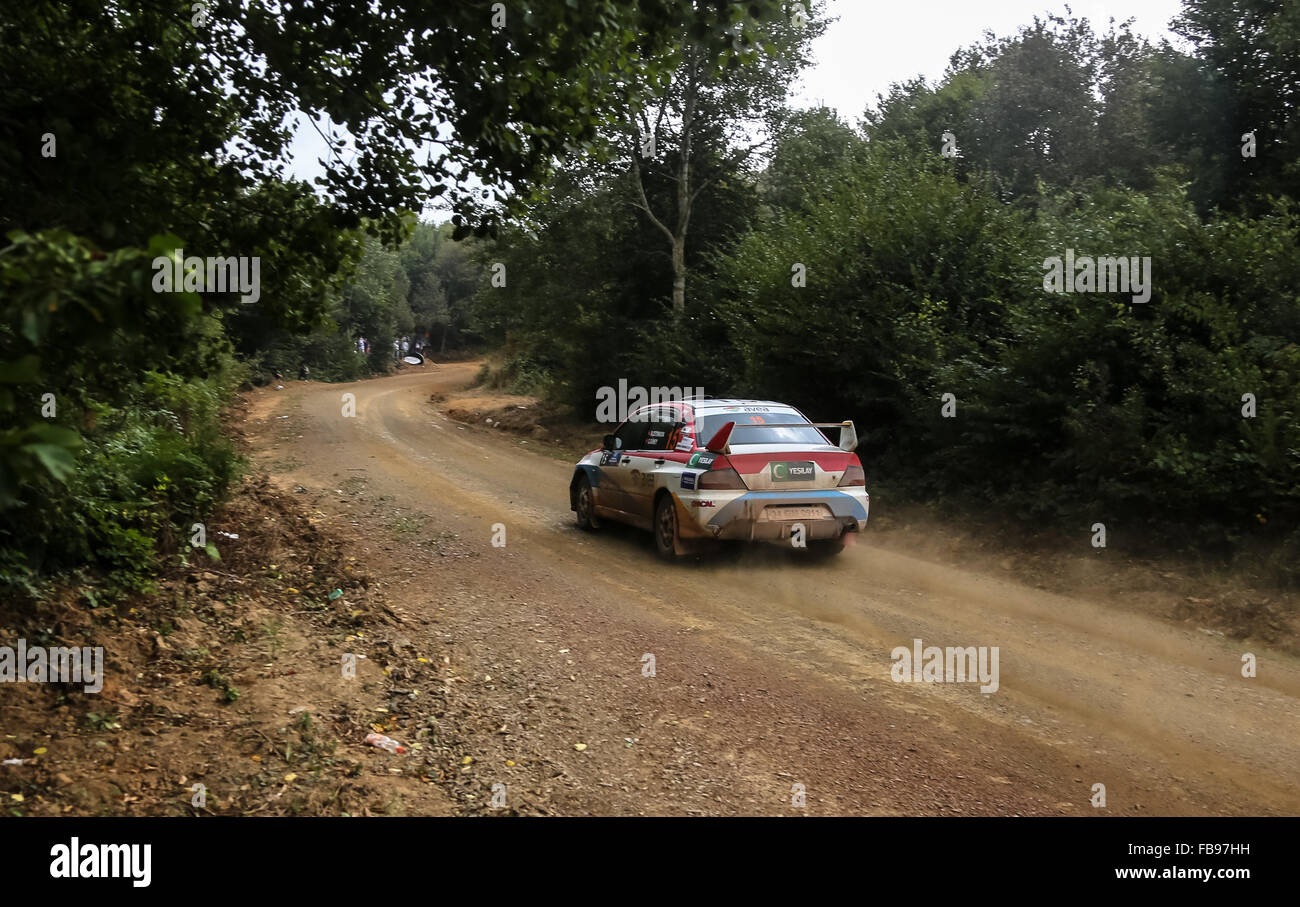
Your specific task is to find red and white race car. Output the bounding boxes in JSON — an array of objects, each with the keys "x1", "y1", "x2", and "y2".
[{"x1": 569, "y1": 398, "x2": 868, "y2": 558}]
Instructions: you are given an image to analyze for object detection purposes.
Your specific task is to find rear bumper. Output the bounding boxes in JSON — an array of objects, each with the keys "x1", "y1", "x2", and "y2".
[{"x1": 702, "y1": 490, "x2": 868, "y2": 541}]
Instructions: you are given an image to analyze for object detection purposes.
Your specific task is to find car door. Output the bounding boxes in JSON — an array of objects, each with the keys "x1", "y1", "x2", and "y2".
[
  {"x1": 622, "y1": 407, "x2": 681, "y2": 523},
  {"x1": 597, "y1": 417, "x2": 648, "y2": 517}
]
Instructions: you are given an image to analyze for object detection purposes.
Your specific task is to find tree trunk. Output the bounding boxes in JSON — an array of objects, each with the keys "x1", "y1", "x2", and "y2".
[
  {"x1": 671, "y1": 237, "x2": 686, "y2": 315},
  {"x1": 672, "y1": 53, "x2": 695, "y2": 317},
  {"x1": 628, "y1": 44, "x2": 697, "y2": 317}
]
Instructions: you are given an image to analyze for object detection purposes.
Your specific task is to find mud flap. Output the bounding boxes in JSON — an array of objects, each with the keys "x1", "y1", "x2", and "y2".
[{"x1": 671, "y1": 494, "x2": 704, "y2": 556}]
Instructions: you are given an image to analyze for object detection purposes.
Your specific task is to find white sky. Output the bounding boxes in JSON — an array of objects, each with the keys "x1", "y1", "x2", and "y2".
[
  {"x1": 793, "y1": 0, "x2": 1188, "y2": 121},
  {"x1": 285, "y1": 1, "x2": 1190, "y2": 212}
]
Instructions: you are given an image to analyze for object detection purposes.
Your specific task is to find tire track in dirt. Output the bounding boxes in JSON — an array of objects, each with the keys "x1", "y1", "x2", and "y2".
[{"x1": 246, "y1": 366, "x2": 1300, "y2": 815}]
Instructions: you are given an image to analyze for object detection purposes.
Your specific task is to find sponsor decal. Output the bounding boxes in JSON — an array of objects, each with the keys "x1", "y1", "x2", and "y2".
[
  {"x1": 770, "y1": 461, "x2": 815, "y2": 482},
  {"x1": 690, "y1": 499, "x2": 714, "y2": 507},
  {"x1": 680, "y1": 472, "x2": 696, "y2": 490},
  {"x1": 687, "y1": 451, "x2": 718, "y2": 469},
  {"x1": 600, "y1": 450, "x2": 622, "y2": 467},
  {"x1": 647, "y1": 429, "x2": 666, "y2": 439},
  {"x1": 675, "y1": 438, "x2": 694, "y2": 452}
]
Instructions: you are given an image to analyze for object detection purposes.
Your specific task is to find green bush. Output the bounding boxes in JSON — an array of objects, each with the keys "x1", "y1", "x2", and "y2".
[
  {"x1": 0, "y1": 230, "x2": 244, "y2": 599},
  {"x1": 712, "y1": 148, "x2": 1300, "y2": 577}
]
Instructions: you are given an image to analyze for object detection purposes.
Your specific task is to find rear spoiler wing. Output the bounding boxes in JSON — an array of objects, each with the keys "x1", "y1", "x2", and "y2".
[{"x1": 707, "y1": 420, "x2": 859, "y2": 454}]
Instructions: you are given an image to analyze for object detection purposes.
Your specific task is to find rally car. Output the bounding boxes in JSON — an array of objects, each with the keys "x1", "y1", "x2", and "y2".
[{"x1": 569, "y1": 398, "x2": 868, "y2": 558}]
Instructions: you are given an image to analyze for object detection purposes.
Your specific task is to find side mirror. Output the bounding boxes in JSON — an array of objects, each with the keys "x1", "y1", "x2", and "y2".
[{"x1": 602, "y1": 434, "x2": 617, "y2": 451}]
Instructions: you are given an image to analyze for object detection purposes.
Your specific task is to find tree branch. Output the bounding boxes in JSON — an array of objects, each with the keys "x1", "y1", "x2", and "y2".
[
  {"x1": 627, "y1": 116, "x2": 676, "y2": 245},
  {"x1": 690, "y1": 135, "x2": 772, "y2": 203}
]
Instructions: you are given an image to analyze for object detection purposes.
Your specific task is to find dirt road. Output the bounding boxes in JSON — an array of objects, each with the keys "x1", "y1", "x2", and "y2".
[{"x1": 245, "y1": 364, "x2": 1300, "y2": 815}]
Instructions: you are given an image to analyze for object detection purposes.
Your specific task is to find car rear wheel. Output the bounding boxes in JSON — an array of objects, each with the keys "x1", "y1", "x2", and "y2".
[
  {"x1": 574, "y1": 475, "x2": 600, "y2": 530},
  {"x1": 654, "y1": 493, "x2": 681, "y2": 559}
]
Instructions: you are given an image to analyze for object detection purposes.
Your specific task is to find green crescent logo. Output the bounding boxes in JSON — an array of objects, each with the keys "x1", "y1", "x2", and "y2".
[{"x1": 770, "y1": 461, "x2": 814, "y2": 482}]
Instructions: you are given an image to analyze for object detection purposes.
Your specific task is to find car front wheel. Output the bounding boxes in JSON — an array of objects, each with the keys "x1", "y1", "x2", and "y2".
[{"x1": 574, "y1": 475, "x2": 600, "y2": 530}]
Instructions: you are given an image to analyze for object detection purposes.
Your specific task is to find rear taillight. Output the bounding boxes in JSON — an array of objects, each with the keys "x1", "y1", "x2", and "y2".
[
  {"x1": 838, "y1": 465, "x2": 866, "y2": 487},
  {"x1": 699, "y1": 467, "x2": 747, "y2": 490}
]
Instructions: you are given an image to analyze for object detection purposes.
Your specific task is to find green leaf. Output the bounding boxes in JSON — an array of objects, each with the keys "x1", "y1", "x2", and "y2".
[
  {"x1": 21, "y1": 309, "x2": 39, "y2": 344},
  {"x1": 22, "y1": 443, "x2": 76, "y2": 483},
  {"x1": 27, "y1": 424, "x2": 82, "y2": 447}
]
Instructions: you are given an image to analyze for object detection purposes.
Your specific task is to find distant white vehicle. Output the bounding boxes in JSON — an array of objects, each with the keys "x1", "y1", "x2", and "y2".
[{"x1": 570, "y1": 398, "x2": 868, "y2": 558}]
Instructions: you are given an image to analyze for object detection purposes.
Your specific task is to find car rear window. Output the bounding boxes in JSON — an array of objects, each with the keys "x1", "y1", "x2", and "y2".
[{"x1": 697, "y1": 412, "x2": 829, "y2": 446}]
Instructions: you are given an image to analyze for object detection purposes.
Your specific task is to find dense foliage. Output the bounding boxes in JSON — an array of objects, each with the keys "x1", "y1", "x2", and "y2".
[
  {"x1": 2, "y1": 0, "x2": 770, "y2": 594},
  {"x1": 2, "y1": 0, "x2": 1295, "y2": 591},
  {"x1": 475, "y1": 5, "x2": 1300, "y2": 579}
]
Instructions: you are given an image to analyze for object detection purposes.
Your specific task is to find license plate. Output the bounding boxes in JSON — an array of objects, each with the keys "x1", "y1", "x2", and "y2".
[{"x1": 761, "y1": 505, "x2": 830, "y2": 521}]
